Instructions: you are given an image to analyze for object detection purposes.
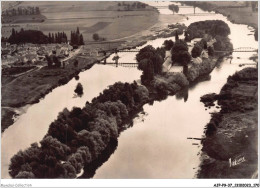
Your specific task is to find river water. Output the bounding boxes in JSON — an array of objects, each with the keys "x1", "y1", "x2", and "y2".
[{"x1": 1, "y1": 2, "x2": 258, "y2": 179}]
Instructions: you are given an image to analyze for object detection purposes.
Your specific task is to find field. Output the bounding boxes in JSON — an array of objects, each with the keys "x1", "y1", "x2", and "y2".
[{"x1": 2, "y1": 1, "x2": 159, "y2": 41}]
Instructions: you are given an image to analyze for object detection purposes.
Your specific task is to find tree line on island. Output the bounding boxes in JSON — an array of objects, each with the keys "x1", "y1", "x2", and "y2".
[
  {"x1": 9, "y1": 20, "x2": 233, "y2": 179},
  {"x1": 138, "y1": 20, "x2": 231, "y2": 84}
]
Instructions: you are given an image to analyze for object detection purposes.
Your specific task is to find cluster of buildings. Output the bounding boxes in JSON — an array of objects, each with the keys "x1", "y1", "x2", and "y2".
[{"x1": 1, "y1": 43, "x2": 72, "y2": 68}]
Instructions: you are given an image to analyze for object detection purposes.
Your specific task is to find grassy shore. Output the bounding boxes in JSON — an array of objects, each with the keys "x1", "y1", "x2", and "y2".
[{"x1": 199, "y1": 67, "x2": 258, "y2": 178}]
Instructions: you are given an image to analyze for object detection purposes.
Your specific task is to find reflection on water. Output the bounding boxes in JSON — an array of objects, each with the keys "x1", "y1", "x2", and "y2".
[
  {"x1": 1, "y1": 65, "x2": 141, "y2": 179},
  {"x1": 94, "y1": 59, "x2": 253, "y2": 179},
  {"x1": 175, "y1": 87, "x2": 189, "y2": 102},
  {"x1": 79, "y1": 139, "x2": 118, "y2": 179}
]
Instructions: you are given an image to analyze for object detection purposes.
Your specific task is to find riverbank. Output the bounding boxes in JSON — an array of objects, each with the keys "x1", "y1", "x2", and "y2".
[
  {"x1": 182, "y1": 1, "x2": 258, "y2": 30},
  {"x1": 1, "y1": 57, "x2": 95, "y2": 133},
  {"x1": 198, "y1": 67, "x2": 258, "y2": 178}
]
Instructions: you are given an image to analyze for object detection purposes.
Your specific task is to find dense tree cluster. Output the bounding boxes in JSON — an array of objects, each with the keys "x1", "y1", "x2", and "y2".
[
  {"x1": 92, "y1": 82, "x2": 149, "y2": 113},
  {"x1": 136, "y1": 45, "x2": 164, "y2": 83},
  {"x1": 48, "y1": 32, "x2": 68, "y2": 44},
  {"x1": 213, "y1": 35, "x2": 233, "y2": 51},
  {"x1": 186, "y1": 20, "x2": 231, "y2": 41},
  {"x1": 8, "y1": 29, "x2": 48, "y2": 44},
  {"x1": 168, "y1": 4, "x2": 179, "y2": 14},
  {"x1": 186, "y1": 58, "x2": 214, "y2": 82},
  {"x1": 186, "y1": 20, "x2": 232, "y2": 54},
  {"x1": 171, "y1": 40, "x2": 191, "y2": 66},
  {"x1": 117, "y1": 2, "x2": 147, "y2": 10},
  {"x1": 9, "y1": 81, "x2": 150, "y2": 178},
  {"x1": 151, "y1": 73, "x2": 189, "y2": 98},
  {"x1": 7, "y1": 29, "x2": 71, "y2": 44},
  {"x1": 70, "y1": 27, "x2": 84, "y2": 46}
]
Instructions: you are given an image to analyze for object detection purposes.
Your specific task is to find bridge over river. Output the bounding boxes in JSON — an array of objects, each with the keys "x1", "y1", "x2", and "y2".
[{"x1": 98, "y1": 47, "x2": 258, "y2": 68}]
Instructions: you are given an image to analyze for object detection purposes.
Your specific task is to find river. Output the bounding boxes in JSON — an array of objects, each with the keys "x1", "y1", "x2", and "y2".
[{"x1": 1, "y1": 2, "x2": 258, "y2": 179}]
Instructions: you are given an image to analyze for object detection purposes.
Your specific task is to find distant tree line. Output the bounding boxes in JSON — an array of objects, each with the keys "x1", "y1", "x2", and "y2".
[
  {"x1": 48, "y1": 32, "x2": 68, "y2": 44},
  {"x1": 2, "y1": 6, "x2": 40, "y2": 16},
  {"x1": 5, "y1": 27, "x2": 84, "y2": 45},
  {"x1": 7, "y1": 28, "x2": 49, "y2": 44},
  {"x1": 70, "y1": 27, "x2": 84, "y2": 46},
  {"x1": 117, "y1": 2, "x2": 147, "y2": 11}
]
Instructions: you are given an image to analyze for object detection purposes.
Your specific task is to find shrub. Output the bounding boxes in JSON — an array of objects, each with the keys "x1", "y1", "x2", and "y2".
[
  {"x1": 93, "y1": 33, "x2": 99, "y2": 41},
  {"x1": 74, "y1": 83, "x2": 83, "y2": 96}
]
